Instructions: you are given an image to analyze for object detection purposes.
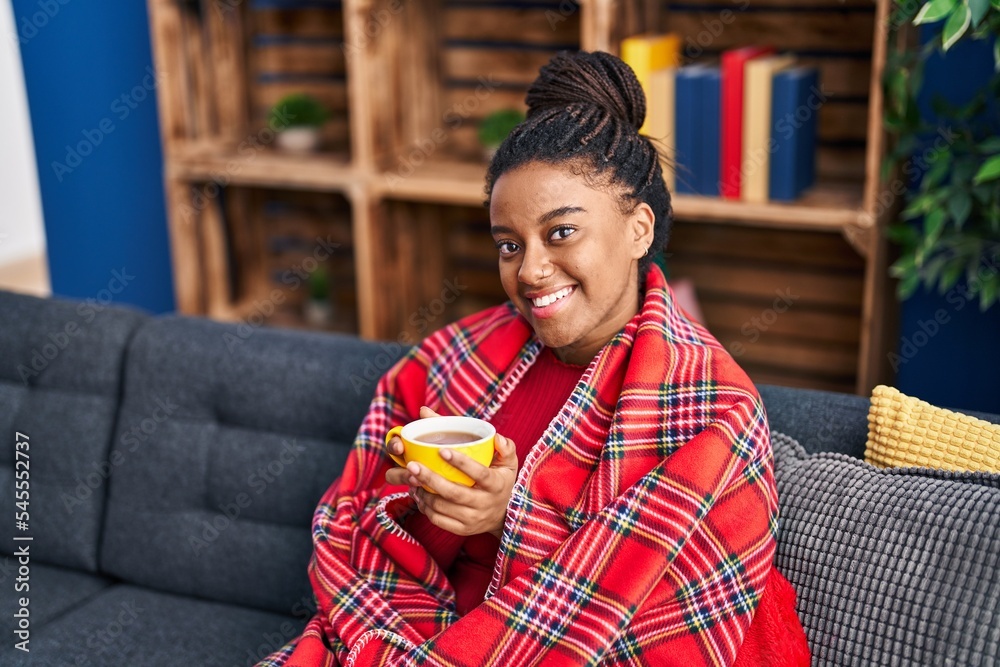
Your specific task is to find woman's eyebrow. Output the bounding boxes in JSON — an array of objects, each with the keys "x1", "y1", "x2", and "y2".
[
  {"x1": 539, "y1": 205, "x2": 586, "y2": 224},
  {"x1": 491, "y1": 206, "x2": 587, "y2": 236}
]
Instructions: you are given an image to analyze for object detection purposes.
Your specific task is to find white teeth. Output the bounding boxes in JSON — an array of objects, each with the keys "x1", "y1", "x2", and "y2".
[{"x1": 532, "y1": 287, "x2": 572, "y2": 308}]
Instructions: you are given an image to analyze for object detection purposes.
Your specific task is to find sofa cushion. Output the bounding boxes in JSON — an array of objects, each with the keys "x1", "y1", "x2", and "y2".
[
  {"x1": 0, "y1": 560, "x2": 113, "y2": 642},
  {"x1": 0, "y1": 583, "x2": 309, "y2": 666},
  {"x1": 772, "y1": 431, "x2": 1000, "y2": 666},
  {"x1": 0, "y1": 290, "x2": 147, "y2": 571},
  {"x1": 100, "y1": 315, "x2": 407, "y2": 614},
  {"x1": 867, "y1": 385, "x2": 1000, "y2": 473},
  {"x1": 759, "y1": 384, "x2": 1000, "y2": 461},
  {"x1": 758, "y1": 384, "x2": 872, "y2": 458}
]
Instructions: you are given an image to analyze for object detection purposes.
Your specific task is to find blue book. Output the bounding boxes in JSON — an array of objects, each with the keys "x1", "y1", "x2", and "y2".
[
  {"x1": 770, "y1": 67, "x2": 819, "y2": 201},
  {"x1": 700, "y1": 66, "x2": 721, "y2": 197},
  {"x1": 674, "y1": 65, "x2": 707, "y2": 195}
]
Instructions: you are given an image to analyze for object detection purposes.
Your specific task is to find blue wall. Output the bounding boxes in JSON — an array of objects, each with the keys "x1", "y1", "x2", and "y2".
[
  {"x1": 13, "y1": 0, "x2": 175, "y2": 314},
  {"x1": 893, "y1": 27, "x2": 1000, "y2": 414}
]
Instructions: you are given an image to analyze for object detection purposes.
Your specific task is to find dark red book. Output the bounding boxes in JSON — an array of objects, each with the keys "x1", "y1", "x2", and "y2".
[{"x1": 720, "y1": 45, "x2": 775, "y2": 199}]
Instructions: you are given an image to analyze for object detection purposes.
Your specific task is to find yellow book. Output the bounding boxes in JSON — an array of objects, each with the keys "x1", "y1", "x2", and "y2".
[
  {"x1": 648, "y1": 67, "x2": 677, "y2": 192},
  {"x1": 741, "y1": 54, "x2": 796, "y2": 202},
  {"x1": 620, "y1": 33, "x2": 682, "y2": 134}
]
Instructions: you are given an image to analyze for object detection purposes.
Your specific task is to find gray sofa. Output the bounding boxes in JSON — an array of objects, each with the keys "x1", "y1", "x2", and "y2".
[{"x1": 1, "y1": 289, "x2": 997, "y2": 666}]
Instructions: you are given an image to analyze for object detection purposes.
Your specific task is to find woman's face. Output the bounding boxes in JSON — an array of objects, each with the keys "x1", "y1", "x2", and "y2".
[{"x1": 489, "y1": 161, "x2": 655, "y2": 366}]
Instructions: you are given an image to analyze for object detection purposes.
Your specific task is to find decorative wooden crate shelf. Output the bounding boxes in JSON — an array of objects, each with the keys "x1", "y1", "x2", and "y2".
[
  {"x1": 150, "y1": 0, "x2": 903, "y2": 394},
  {"x1": 151, "y1": 0, "x2": 349, "y2": 159},
  {"x1": 659, "y1": 0, "x2": 875, "y2": 182},
  {"x1": 361, "y1": 0, "x2": 581, "y2": 171},
  {"x1": 249, "y1": 2, "x2": 350, "y2": 156},
  {"x1": 164, "y1": 179, "x2": 359, "y2": 334}
]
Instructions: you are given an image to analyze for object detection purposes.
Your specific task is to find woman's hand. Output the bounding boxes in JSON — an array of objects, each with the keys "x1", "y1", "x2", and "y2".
[
  {"x1": 384, "y1": 406, "x2": 441, "y2": 475},
  {"x1": 384, "y1": 407, "x2": 519, "y2": 539}
]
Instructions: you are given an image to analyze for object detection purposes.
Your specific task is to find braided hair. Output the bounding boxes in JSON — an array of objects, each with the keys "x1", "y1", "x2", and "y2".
[{"x1": 484, "y1": 50, "x2": 673, "y2": 286}]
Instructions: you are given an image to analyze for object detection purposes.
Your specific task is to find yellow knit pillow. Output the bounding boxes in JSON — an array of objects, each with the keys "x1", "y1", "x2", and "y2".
[{"x1": 865, "y1": 385, "x2": 1000, "y2": 473}]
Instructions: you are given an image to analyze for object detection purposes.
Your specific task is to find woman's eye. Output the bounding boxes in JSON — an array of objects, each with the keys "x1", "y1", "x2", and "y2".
[
  {"x1": 496, "y1": 241, "x2": 519, "y2": 256},
  {"x1": 550, "y1": 226, "x2": 575, "y2": 241}
]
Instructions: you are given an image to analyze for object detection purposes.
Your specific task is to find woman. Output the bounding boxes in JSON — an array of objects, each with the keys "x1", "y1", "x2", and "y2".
[{"x1": 260, "y1": 51, "x2": 811, "y2": 666}]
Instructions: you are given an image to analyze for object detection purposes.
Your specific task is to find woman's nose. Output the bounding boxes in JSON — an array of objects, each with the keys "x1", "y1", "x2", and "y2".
[{"x1": 518, "y1": 245, "x2": 551, "y2": 284}]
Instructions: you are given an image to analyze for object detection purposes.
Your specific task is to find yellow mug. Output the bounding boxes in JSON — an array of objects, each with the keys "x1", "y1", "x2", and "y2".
[{"x1": 384, "y1": 416, "x2": 496, "y2": 492}]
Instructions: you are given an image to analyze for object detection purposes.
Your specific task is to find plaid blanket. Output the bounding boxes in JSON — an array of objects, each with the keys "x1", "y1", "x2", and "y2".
[{"x1": 258, "y1": 264, "x2": 808, "y2": 666}]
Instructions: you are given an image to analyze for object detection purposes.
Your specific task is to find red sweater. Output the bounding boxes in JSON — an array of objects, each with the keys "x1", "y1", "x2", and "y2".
[{"x1": 404, "y1": 346, "x2": 586, "y2": 615}]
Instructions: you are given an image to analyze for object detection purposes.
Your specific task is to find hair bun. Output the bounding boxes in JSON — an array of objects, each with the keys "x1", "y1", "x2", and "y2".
[{"x1": 524, "y1": 50, "x2": 646, "y2": 133}]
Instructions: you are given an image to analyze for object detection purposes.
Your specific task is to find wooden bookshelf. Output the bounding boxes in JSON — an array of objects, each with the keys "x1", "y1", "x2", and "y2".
[{"x1": 148, "y1": 0, "x2": 902, "y2": 394}]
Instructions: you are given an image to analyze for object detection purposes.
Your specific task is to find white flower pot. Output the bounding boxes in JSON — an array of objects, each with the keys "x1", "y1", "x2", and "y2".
[
  {"x1": 304, "y1": 299, "x2": 333, "y2": 327},
  {"x1": 276, "y1": 127, "x2": 321, "y2": 153}
]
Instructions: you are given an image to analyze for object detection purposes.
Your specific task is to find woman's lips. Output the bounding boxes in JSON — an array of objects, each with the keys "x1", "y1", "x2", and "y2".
[{"x1": 529, "y1": 286, "x2": 575, "y2": 319}]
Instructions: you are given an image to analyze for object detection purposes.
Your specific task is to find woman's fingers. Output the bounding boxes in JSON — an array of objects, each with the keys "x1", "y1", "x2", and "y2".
[
  {"x1": 492, "y1": 434, "x2": 518, "y2": 473},
  {"x1": 405, "y1": 461, "x2": 470, "y2": 502},
  {"x1": 418, "y1": 406, "x2": 441, "y2": 419},
  {"x1": 387, "y1": 435, "x2": 404, "y2": 456},
  {"x1": 440, "y1": 449, "x2": 497, "y2": 490},
  {"x1": 384, "y1": 466, "x2": 411, "y2": 486},
  {"x1": 416, "y1": 486, "x2": 478, "y2": 523}
]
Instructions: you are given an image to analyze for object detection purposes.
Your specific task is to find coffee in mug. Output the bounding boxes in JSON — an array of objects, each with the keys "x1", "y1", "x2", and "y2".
[
  {"x1": 416, "y1": 431, "x2": 481, "y2": 445},
  {"x1": 384, "y1": 416, "x2": 495, "y2": 492}
]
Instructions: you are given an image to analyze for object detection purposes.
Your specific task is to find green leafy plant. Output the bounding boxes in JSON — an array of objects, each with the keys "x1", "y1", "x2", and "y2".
[
  {"x1": 268, "y1": 93, "x2": 331, "y2": 129},
  {"x1": 883, "y1": 0, "x2": 1000, "y2": 311},
  {"x1": 477, "y1": 109, "x2": 526, "y2": 149},
  {"x1": 308, "y1": 264, "x2": 330, "y2": 301}
]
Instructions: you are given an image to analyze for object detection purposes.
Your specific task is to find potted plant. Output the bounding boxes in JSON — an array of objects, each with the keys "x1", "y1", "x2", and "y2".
[
  {"x1": 883, "y1": 0, "x2": 1000, "y2": 311},
  {"x1": 269, "y1": 93, "x2": 331, "y2": 153},
  {"x1": 477, "y1": 108, "x2": 525, "y2": 160},
  {"x1": 304, "y1": 264, "x2": 333, "y2": 327}
]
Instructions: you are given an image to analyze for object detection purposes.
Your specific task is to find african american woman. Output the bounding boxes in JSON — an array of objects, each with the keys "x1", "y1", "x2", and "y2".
[{"x1": 260, "y1": 50, "x2": 811, "y2": 667}]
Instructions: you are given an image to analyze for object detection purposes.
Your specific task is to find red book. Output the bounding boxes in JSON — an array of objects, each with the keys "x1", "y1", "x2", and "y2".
[{"x1": 720, "y1": 45, "x2": 775, "y2": 199}]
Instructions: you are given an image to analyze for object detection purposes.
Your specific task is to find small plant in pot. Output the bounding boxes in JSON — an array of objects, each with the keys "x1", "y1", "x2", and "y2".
[
  {"x1": 304, "y1": 264, "x2": 333, "y2": 327},
  {"x1": 269, "y1": 93, "x2": 330, "y2": 153},
  {"x1": 478, "y1": 109, "x2": 525, "y2": 160}
]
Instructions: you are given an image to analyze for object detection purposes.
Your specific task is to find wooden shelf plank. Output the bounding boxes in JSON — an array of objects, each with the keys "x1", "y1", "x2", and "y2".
[
  {"x1": 671, "y1": 183, "x2": 866, "y2": 231},
  {"x1": 374, "y1": 158, "x2": 867, "y2": 231},
  {"x1": 167, "y1": 142, "x2": 358, "y2": 191},
  {"x1": 373, "y1": 159, "x2": 489, "y2": 206}
]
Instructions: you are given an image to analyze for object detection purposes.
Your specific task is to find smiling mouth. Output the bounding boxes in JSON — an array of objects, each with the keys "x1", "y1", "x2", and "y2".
[{"x1": 530, "y1": 286, "x2": 574, "y2": 308}]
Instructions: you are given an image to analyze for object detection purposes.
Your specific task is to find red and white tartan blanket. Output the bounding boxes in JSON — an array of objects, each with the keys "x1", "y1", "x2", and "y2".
[{"x1": 258, "y1": 264, "x2": 809, "y2": 666}]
